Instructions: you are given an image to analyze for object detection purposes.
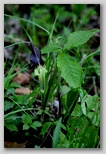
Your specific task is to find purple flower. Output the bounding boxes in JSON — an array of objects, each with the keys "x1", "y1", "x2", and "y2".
[{"x1": 29, "y1": 42, "x2": 41, "y2": 67}]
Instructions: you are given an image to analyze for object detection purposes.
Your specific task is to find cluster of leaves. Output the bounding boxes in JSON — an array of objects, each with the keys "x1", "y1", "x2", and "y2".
[{"x1": 4, "y1": 4, "x2": 100, "y2": 148}]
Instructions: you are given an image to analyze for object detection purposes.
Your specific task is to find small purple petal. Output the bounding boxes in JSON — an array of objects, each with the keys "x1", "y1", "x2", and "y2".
[{"x1": 29, "y1": 42, "x2": 41, "y2": 67}]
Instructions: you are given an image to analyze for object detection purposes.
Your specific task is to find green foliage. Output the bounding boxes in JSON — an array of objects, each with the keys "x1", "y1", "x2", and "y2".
[
  {"x1": 41, "y1": 42, "x2": 61, "y2": 54},
  {"x1": 71, "y1": 4, "x2": 86, "y2": 16},
  {"x1": 31, "y1": 121, "x2": 42, "y2": 130},
  {"x1": 66, "y1": 115, "x2": 99, "y2": 148},
  {"x1": 64, "y1": 30, "x2": 100, "y2": 49},
  {"x1": 21, "y1": 114, "x2": 33, "y2": 125},
  {"x1": 4, "y1": 4, "x2": 100, "y2": 148},
  {"x1": 86, "y1": 95, "x2": 100, "y2": 126},
  {"x1": 79, "y1": 88, "x2": 87, "y2": 115},
  {"x1": 40, "y1": 122, "x2": 52, "y2": 138},
  {"x1": 52, "y1": 117, "x2": 62, "y2": 148},
  {"x1": 5, "y1": 124, "x2": 18, "y2": 131},
  {"x1": 57, "y1": 131, "x2": 70, "y2": 148},
  {"x1": 57, "y1": 53, "x2": 83, "y2": 88},
  {"x1": 4, "y1": 101, "x2": 14, "y2": 111},
  {"x1": 66, "y1": 89, "x2": 79, "y2": 113},
  {"x1": 61, "y1": 85, "x2": 71, "y2": 96},
  {"x1": 71, "y1": 104, "x2": 83, "y2": 117}
]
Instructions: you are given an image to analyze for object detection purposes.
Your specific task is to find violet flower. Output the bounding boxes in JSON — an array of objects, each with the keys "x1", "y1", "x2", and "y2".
[{"x1": 29, "y1": 42, "x2": 41, "y2": 67}]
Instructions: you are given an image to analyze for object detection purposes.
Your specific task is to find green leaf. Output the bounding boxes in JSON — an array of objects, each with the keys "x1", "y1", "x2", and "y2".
[
  {"x1": 59, "y1": 131, "x2": 70, "y2": 148},
  {"x1": 57, "y1": 53, "x2": 83, "y2": 88},
  {"x1": 71, "y1": 104, "x2": 83, "y2": 116},
  {"x1": 40, "y1": 122, "x2": 52, "y2": 137},
  {"x1": 6, "y1": 124, "x2": 18, "y2": 131},
  {"x1": 81, "y1": 101, "x2": 86, "y2": 115},
  {"x1": 31, "y1": 121, "x2": 42, "y2": 130},
  {"x1": 71, "y1": 4, "x2": 86, "y2": 15},
  {"x1": 4, "y1": 101, "x2": 14, "y2": 111},
  {"x1": 25, "y1": 132, "x2": 29, "y2": 136},
  {"x1": 64, "y1": 29, "x2": 100, "y2": 49},
  {"x1": 41, "y1": 42, "x2": 61, "y2": 54},
  {"x1": 40, "y1": 122, "x2": 51, "y2": 134},
  {"x1": 36, "y1": 110, "x2": 42, "y2": 115},
  {"x1": 10, "y1": 82, "x2": 21, "y2": 88},
  {"x1": 59, "y1": 131, "x2": 66, "y2": 142},
  {"x1": 61, "y1": 124, "x2": 66, "y2": 131},
  {"x1": 94, "y1": 63, "x2": 100, "y2": 77},
  {"x1": 79, "y1": 88, "x2": 87, "y2": 115},
  {"x1": 86, "y1": 95, "x2": 100, "y2": 126},
  {"x1": 61, "y1": 85, "x2": 71, "y2": 96},
  {"x1": 21, "y1": 114, "x2": 33, "y2": 124},
  {"x1": 4, "y1": 115, "x2": 21, "y2": 121},
  {"x1": 7, "y1": 88, "x2": 15, "y2": 95},
  {"x1": 23, "y1": 124, "x2": 30, "y2": 130},
  {"x1": 52, "y1": 117, "x2": 62, "y2": 148},
  {"x1": 66, "y1": 89, "x2": 79, "y2": 113}
]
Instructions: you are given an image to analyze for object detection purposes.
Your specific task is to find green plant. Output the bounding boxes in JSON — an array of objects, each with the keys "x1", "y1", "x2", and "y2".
[
  {"x1": 34, "y1": 29, "x2": 100, "y2": 148},
  {"x1": 4, "y1": 4, "x2": 100, "y2": 148}
]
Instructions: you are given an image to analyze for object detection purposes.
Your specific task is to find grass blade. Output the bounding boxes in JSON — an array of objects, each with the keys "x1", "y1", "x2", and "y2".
[
  {"x1": 52, "y1": 117, "x2": 62, "y2": 148},
  {"x1": 4, "y1": 14, "x2": 50, "y2": 36}
]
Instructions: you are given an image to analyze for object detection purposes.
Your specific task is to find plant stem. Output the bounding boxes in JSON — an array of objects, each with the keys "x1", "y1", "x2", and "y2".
[
  {"x1": 38, "y1": 67, "x2": 46, "y2": 123},
  {"x1": 57, "y1": 69, "x2": 62, "y2": 117},
  {"x1": 41, "y1": 91, "x2": 45, "y2": 123}
]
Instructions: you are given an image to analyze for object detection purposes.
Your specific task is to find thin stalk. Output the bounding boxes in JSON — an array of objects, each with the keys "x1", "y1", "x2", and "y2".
[
  {"x1": 4, "y1": 41, "x2": 30, "y2": 49},
  {"x1": 5, "y1": 97, "x2": 28, "y2": 115},
  {"x1": 57, "y1": 68, "x2": 62, "y2": 117},
  {"x1": 40, "y1": 73, "x2": 45, "y2": 123},
  {"x1": 4, "y1": 108, "x2": 39, "y2": 118},
  {"x1": 19, "y1": 22, "x2": 32, "y2": 42},
  {"x1": 4, "y1": 14, "x2": 50, "y2": 36},
  {"x1": 80, "y1": 48, "x2": 100, "y2": 64},
  {"x1": 49, "y1": 9, "x2": 60, "y2": 42},
  {"x1": 36, "y1": 66, "x2": 47, "y2": 123}
]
